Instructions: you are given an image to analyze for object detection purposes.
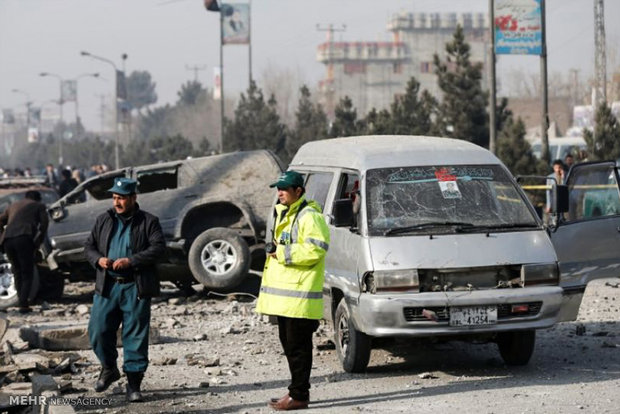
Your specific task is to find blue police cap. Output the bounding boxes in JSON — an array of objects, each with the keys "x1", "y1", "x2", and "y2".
[{"x1": 108, "y1": 177, "x2": 138, "y2": 195}]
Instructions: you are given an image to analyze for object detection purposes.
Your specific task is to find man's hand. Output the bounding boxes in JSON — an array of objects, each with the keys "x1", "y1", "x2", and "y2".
[
  {"x1": 112, "y1": 258, "x2": 131, "y2": 270},
  {"x1": 268, "y1": 252, "x2": 277, "y2": 259},
  {"x1": 98, "y1": 257, "x2": 113, "y2": 269}
]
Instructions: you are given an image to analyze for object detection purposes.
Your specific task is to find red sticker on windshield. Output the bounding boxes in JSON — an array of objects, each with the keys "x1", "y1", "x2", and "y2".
[{"x1": 435, "y1": 168, "x2": 456, "y2": 182}]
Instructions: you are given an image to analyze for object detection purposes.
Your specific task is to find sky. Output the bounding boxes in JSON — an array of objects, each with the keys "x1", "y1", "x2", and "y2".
[{"x1": 1, "y1": 0, "x2": 618, "y2": 133}]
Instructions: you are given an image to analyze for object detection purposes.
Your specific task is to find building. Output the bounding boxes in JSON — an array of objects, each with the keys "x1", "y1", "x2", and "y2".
[{"x1": 317, "y1": 12, "x2": 489, "y2": 118}]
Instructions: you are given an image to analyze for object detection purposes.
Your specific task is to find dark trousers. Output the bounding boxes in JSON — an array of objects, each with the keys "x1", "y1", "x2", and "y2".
[
  {"x1": 88, "y1": 280, "x2": 151, "y2": 373},
  {"x1": 277, "y1": 316, "x2": 320, "y2": 401},
  {"x1": 4, "y1": 235, "x2": 36, "y2": 308}
]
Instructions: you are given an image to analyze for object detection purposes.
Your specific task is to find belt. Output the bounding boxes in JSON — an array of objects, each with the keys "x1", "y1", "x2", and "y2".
[{"x1": 110, "y1": 275, "x2": 135, "y2": 284}]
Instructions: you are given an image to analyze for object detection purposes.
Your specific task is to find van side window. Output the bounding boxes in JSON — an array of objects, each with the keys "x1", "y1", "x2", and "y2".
[
  {"x1": 304, "y1": 172, "x2": 333, "y2": 210},
  {"x1": 566, "y1": 164, "x2": 620, "y2": 221},
  {"x1": 337, "y1": 172, "x2": 361, "y2": 225}
]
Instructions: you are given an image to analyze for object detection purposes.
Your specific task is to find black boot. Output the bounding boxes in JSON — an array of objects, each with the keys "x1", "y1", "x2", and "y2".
[
  {"x1": 94, "y1": 366, "x2": 121, "y2": 392},
  {"x1": 126, "y1": 372, "x2": 144, "y2": 402}
]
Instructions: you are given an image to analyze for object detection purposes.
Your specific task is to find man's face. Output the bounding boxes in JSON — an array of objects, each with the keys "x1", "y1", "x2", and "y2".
[
  {"x1": 112, "y1": 193, "x2": 137, "y2": 215},
  {"x1": 553, "y1": 164, "x2": 563, "y2": 174},
  {"x1": 565, "y1": 156, "x2": 574, "y2": 167},
  {"x1": 277, "y1": 186, "x2": 302, "y2": 206}
]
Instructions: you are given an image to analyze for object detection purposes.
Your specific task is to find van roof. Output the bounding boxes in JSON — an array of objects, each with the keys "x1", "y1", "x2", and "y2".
[{"x1": 290, "y1": 135, "x2": 500, "y2": 171}]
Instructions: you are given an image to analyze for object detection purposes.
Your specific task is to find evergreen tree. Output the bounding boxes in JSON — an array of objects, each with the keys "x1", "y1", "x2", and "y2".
[
  {"x1": 223, "y1": 80, "x2": 287, "y2": 155},
  {"x1": 177, "y1": 80, "x2": 206, "y2": 106},
  {"x1": 329, "y1": 96, "x2": 359, "y2": 137},
  {"x1": 583, "y1": 102, "x2": 620, "y2": 161},
  {"x1": 433, "y1": 25, "x2": 488, "y2": 147},
  {"x1": 390, "y1": 77, "x2": 437, "y2": 136},
  {"x1": 358, "y1": 108, "x2": 393, "y2": 135},
  {"x1": 286, "y1": 85, "x2": 328, "y2": 161},
  {"x1": 496, "y1": 117, "x2": 545, "y2": 175},
  {"x1": 126, "y1": 70, "x2": 158, "y2": 113}
]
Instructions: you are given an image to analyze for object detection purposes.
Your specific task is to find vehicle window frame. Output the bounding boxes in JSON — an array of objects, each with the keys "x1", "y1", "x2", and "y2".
[{"x1": 564, "y1": 161, "x2": 620, "y2": 223}]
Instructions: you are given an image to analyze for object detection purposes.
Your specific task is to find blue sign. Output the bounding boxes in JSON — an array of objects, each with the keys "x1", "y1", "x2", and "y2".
[{"x1": 495, "y1": 0, "x2": 542, "y2": 55}]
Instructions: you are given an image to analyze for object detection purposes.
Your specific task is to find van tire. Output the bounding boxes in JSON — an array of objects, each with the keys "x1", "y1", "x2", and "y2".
[
  {"x1": 0, "y1": 262, "x2": 40, "y2": 310},
  {"x1": 497, "y1": 330, "x2": 536, "y2": 366},
  {"x1": 334, "y1": 298, "x2": 371, "y2": 373},
  {"x1": 188, "y1": 228, "x2": 250, "y2": 290}
]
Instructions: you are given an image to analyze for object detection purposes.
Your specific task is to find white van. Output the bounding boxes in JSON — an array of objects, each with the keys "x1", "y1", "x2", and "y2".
[
  {"x1": 530, "y1": 136, "x2": 587, "y2": 162},
  {"x1": 284, "y1": 135, "x2": 612, "y2": 373}
]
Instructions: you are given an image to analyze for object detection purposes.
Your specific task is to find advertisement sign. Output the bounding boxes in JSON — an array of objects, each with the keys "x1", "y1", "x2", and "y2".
[
  {"x1": 222, "y1": 3, "x2": 250, "y2": 45},
  {"x1": 61, "y1": 80, "x2": 77, "y2": 102},
  {"x1": 213, "y1": 67, "x2": 221, "y2": 100},
  {"x1": 495, "y1": 0, "x2": 542, "y2": 55},
  {"x1": 28, "y1": 127, "x2": 39, "y2": 143}
]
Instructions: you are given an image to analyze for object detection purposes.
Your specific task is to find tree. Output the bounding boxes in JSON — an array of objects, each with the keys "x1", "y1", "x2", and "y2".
[
  {"x1": 135, "y1": 105, "x2": 176, "y2": 143},
  {"x1": 126, "y1": 70, "x2": 158, "y2": 113},
  {"x1": 223, "y1": 80, "x2": 287, "y2": 155},
  {"x1": 122, "y1": 134, "x2": 198, "y2": 166},
  {"x1": 433, "y1": 25, "x2": 488, "y2": 147},
  {"x1": 496, "y1": 117, "x2": 545, "y2": 176},
  {"x1": 390, "y1": 77, "x2": 437, "y2": 136},
  {"x1": 583, "y1": 102, "x2": 620, "y2": 161},
  {"x1": 177, "y1": 80, "x2": 206, "y2": 106},
  {"x1": 286, "y1": 85, "x2": 329, "y2": 161},
  {"x1": 329, "y1": 96, "x2": 359, "y2": 138},
  {"x1": 358, "y1": 107, "x2": 392, "y2": 135}
]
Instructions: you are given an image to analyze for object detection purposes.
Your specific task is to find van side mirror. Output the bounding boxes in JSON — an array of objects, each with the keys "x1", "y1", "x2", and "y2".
[
  {"x1": 332, "y1": 198, "x2": 354, "y2": 227},
  {"x1": 553, "y1": 184, "x2": 569, "y2": 214}
]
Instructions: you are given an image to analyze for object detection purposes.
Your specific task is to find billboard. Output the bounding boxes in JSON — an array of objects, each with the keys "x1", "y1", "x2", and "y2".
[
  {"x1": 222, "y1": 3, "x2": 250, "y2": 45},
  {"x1": 61, "y1": 80, "x2": 77, "y2": 102},
  {"x1": 495, "y1": 0, "x2": 542, "y2": 55},
  {"x1": 213, "y1": 67, "x2": 221, "y2": 100}
]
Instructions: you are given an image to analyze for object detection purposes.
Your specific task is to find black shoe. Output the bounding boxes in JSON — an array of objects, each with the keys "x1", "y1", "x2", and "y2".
[
  {"x1": 18, "y1": 307, "x2": 32, "y2": 314},
  {"x1": 94, "y1": 366, "x2": 121, "y2": 392},
  {"x1": 126, "y1": 372, "x2": 144, "y2": 402}
]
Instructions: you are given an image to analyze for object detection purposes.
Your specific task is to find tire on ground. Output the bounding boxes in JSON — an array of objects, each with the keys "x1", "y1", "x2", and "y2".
[
  {"x1": 496, "y1": 329, "x2": 536, "y2": 366},
  {"x1": 334, "y1": 297, "x2": 372, "y2": 373},
  {"x1": 188, "y1": 228, "x2": 250, "y2": 290},
  {"x1": 0, "y1": 261, "x2": 40, "y2": 310},
  {"x1": 36, "y1": 266, "x2": 65, "y2": 301}
]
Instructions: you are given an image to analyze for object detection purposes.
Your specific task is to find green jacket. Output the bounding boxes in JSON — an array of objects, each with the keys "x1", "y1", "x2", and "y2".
[{"x1": 256, "y1": 195, "x2": 330, "y2": 319}]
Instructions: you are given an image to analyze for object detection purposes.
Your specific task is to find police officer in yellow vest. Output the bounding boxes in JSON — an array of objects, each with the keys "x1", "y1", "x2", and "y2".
[{"x1": 256, "y1": 171, "x2": 330, "y2": 411}]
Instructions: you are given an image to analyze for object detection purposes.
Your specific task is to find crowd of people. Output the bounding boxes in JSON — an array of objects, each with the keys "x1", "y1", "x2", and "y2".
[{"x1": 0, "y1": 163, "x2": 110, "y2": 195}]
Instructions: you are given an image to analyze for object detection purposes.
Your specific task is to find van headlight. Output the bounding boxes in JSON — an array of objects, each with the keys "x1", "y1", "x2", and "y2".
[
  {"x1": 521, "y1": 263, "x2": 559, "y2": 286},
  {"x1": 363, "y1": 269, "x2": 419, "y2": 293}
]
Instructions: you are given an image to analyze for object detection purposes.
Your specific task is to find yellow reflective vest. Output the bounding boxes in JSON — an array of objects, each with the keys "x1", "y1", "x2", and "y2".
[{"x1": 256, "y1": 196, "x2": 330, "y2": 319}]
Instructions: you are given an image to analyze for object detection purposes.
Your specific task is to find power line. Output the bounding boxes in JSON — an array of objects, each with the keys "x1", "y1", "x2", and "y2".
[{"x1": 185, "y1": 64, "x2": 207, "y2": 82}]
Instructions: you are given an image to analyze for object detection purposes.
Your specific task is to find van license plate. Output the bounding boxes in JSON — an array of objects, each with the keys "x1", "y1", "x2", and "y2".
[{"x1": 449, "y1": 306, "x2": 497, "y2": 326}]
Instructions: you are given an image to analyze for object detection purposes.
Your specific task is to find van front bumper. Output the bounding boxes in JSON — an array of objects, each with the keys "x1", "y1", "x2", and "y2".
[{"x1": 353, "y1": 286, "x2": 563, "y2": 337}]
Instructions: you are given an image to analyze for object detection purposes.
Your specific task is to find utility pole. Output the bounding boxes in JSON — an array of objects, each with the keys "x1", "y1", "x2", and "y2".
[
  {"x1": 488, "y1": 0, "x2": 497, "y2": 154},
  {"x1": 594, "y1": 0, "x2": 606, "y2": 106},
  {"x1": 185, "y1": 64, "x2": 207, "y2": 82},
  {"x1": 316, "y1": 23, "x2": 346, "y2": 118},
  {"x1": 540, "y1": 0, "x2": 550, "y2": 164}
]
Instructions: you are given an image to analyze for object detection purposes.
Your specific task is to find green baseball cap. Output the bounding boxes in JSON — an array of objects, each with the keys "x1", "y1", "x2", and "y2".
[
  {"x1": 269, "y1": 171, "x2": 304, "y2": 188},
  {"x1": 108, "y1": 177, "x2": 138, "y2": 195}
]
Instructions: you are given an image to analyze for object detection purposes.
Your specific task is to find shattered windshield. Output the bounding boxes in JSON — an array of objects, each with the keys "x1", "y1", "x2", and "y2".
[{"x1": 366, "y1": 165, "x2": 538, "y2": 236}]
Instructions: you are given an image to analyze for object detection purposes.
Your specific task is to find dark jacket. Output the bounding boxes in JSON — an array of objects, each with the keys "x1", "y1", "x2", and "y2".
[
  {"x1": 0, "y1": 198, "x2": 49, "y2": 248},
  {"x1": 84, "y1": 206, "x2": 165, "y2": 298}
]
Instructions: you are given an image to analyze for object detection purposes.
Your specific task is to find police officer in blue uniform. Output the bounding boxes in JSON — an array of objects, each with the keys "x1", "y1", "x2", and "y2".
[{"x1": 85, "y1": 178, "x2": 165, "y2": 402}]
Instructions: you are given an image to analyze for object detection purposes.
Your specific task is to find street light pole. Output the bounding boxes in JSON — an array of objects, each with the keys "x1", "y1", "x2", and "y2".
[
  {"x1": 73, "y1": 73, "x2": 100, "y2": 140},
  {"x1": 80, "y1": 50, "x2": 126, "y2": 170},
  {"x1": 39, "y1": 72, "x2": 65, "y2": 166},
  {"x1": 11, "y1": 89, "x2": 31, "y2": 128}
]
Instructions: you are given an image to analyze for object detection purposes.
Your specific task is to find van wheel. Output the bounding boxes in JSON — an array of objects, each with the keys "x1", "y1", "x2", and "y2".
[
  {"x1": 188, "y1": 228, "x2": 250, "y2": 290},
  {"x1": 497, "y1": 330, "x2": 536, "y2": 365},
  {"x1": 334, "y1": 298, "x2": 371, "y2": 373},
  {"x1": 0, "y1": 261, "x2": 40, "y2": 310}
]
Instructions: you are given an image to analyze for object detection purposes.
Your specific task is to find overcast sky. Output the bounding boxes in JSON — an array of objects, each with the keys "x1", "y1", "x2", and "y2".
[{"x1": 1, "y1": 0, "x2": 618, "y2": 132}]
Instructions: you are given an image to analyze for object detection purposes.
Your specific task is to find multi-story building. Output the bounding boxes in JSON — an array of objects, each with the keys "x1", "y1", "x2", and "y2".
[{"x1": 317, "y1": 12, "x2": 489, "y2": 118}]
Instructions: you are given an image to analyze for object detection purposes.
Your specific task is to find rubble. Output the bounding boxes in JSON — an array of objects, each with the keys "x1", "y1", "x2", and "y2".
[{"x1": 0, "y1": 314, "x2": 8, "y2": 341}]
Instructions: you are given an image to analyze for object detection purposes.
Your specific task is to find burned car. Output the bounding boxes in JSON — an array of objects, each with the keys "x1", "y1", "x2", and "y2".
[
  {"x1": 43, "y1": 150, "x2": 283, "y2": 294},
  {"x1": 0, "y1": 177, "x2": 59, "y2": 310}
]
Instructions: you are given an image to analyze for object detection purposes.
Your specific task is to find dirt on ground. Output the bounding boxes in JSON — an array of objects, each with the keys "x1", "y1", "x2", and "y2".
[{"x1": 1, "y1": 277, "x2": 619, "y2": 414}]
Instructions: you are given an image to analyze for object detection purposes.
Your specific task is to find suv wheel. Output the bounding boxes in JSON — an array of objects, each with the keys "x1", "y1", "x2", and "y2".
[
  {"x1": 188, "y1": 228, "x2": 250, "y2": 290},
  {"x1": 334, "y1": 298, "x2": 372, "y2": 373},
  {"x1": 0, "y1": 259, "x2": 40, "y2": 310}
]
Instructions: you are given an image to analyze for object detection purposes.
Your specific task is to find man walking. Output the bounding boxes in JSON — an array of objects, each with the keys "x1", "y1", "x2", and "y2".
[
  {"x1": 256, "y1": 171, "x2": 330, "y2": 411},
  {"x1": 0, "y1": 191, "x2": 48, "y2": 313},
  {"x1": 84, "y1": 178, "x2": 165, "y2": 402}
]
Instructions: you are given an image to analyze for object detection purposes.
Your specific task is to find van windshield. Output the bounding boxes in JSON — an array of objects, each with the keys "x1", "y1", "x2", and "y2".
[{"x1": 366, "y1": 165, "x2": 539, "y2": 236}]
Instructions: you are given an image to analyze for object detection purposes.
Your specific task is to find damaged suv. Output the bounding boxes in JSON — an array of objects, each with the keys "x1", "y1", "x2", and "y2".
[
  {"x1": 43, "y1": 150, "x2": 283, "y2": 293},
  {"x1": 286, "y1": 136, "x2": 574, "y2": 372}
]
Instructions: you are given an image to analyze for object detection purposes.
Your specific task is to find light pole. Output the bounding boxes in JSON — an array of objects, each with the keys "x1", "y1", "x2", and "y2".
[
  {"x1": 80, "y1": 51, "x2": 127, "y2": 170},
  {"x1": 39, "y1": 72, "x2": 65, "y2": 165}
]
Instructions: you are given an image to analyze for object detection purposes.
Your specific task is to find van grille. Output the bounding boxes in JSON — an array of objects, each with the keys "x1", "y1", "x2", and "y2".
[{"x1": 403, "y1": 302, "x2": 543, "y2": 322}]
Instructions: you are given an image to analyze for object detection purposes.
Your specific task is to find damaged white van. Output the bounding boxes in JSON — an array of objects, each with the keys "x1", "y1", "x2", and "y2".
[{"x1": 289, "y1": 135, "x2": 568, "y2": 372}]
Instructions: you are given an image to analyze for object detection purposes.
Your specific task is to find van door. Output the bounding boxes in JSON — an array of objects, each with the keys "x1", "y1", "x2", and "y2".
[
  {"x1": 323, "y1": 171, "x2": 362, "y2": 321},
  {"x1": 550, "y1": 161, "x2": 620, "y2": 321}
]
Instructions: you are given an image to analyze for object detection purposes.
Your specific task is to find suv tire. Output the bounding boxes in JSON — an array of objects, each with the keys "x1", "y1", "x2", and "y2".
[
  {"x1": 0, "y1": 260, "x2": 40, "y2": 310},
  {"x1": 188, "y1": 228, "x2": 250, "y2": 290}
]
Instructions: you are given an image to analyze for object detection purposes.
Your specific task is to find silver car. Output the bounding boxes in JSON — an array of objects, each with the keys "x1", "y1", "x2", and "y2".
[{"x1": 288, "y1": 135, "x2": 576, "y2": 373}]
